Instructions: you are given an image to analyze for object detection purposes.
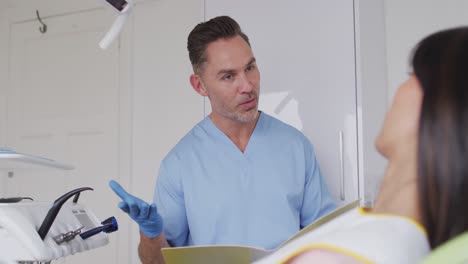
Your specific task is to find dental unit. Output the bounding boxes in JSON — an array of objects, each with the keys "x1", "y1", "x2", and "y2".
[{"x1": 0, "y1": 150, "x2": 118, "y2": 264}]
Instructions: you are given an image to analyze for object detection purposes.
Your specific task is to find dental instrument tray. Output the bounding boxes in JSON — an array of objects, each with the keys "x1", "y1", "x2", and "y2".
[{"x1": 0, "y1": 187, "x2": 118, "y2": 263}]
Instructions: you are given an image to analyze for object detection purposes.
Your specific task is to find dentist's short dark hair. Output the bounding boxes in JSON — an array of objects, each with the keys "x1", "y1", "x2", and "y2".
[{"x1": 187, "y1": 16, "x2": 250, "y2": 74}]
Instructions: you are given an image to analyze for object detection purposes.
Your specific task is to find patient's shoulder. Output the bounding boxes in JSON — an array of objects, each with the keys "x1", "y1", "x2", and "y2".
[{"x1": 286, "y1": 249, "x2": 366, "y2": 264}]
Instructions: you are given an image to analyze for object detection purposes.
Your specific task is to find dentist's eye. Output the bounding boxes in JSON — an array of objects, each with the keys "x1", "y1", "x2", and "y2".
[{"x1": 222, "y1": 74, "x2": 233, "y2": 80}]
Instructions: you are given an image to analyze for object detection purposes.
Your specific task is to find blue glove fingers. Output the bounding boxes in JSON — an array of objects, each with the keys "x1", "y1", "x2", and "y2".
[
  {"x1": 109, "y1": 179, "x2": 162, "y2": 238},
  {"x1": 127, "y1": 200, "x2": 142, "y2": 218},
  {"x1": 148, "y1": 204, "x2": 159, "y2": 219},
  {"x1": 139, "y1": 202, "x2": 150, "y2": 219},
  {"x1": 141, "y1": 204, "x2": 163, "y2": 238},
  {"x1": 118, "y1": 201, "x2": 130, "y2": 213},
  {"x1": 109, "y1": 180, "x2": 132, "y2": 201}
]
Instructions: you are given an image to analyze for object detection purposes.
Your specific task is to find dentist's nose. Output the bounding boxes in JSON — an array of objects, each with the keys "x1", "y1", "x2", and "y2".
[{"x1": 238, "y1": 73, "x2": 254, "y2": 93}]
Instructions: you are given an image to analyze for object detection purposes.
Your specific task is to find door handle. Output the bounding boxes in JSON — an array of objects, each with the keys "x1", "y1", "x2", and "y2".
[{"x1": 339, "y1": 131, "x2": 345, "y2": 201}]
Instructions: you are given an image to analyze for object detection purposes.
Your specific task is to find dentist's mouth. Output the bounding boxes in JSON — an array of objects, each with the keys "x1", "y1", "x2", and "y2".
[{"x1": 240, "y1": 98, "x2": 257, "y2": 109}]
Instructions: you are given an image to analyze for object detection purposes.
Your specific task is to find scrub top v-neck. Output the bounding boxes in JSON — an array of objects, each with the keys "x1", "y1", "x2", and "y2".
[{"x1": 154, "y1": 112, "x2": 336, "y2": 249}]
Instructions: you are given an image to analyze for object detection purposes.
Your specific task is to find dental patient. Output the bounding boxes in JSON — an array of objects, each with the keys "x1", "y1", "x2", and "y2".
[{"x1": 254, "y1": 26, "x2": 468, "y2": 264}]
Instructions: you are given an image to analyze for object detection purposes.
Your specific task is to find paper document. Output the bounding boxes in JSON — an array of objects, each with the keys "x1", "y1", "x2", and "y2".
[{"x1": 162, "y1": 200, "x2": 359, "y2": 264}]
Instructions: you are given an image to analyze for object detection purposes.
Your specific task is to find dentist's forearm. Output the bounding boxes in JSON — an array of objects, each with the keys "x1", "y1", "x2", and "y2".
[{"x1": 138, "y1": 231, "x2": 170, "y2": 264}]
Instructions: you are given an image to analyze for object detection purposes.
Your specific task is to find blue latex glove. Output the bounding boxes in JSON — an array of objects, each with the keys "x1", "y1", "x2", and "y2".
[{"x1": 109, "y1": 180, "x2": 163, "y2": 238}]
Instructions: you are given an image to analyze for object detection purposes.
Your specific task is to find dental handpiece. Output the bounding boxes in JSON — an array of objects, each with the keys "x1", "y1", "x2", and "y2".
[
  {"x1": 53, "y1": 226, "x2": 84, "y2": 245},
  {"x1": 80, "y1": 216, "x2": 118, "y2": 240}
]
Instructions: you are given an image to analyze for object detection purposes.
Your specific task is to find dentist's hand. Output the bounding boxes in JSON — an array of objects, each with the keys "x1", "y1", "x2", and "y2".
[{"x1": 109, "y1": 180, "x2": 163, "y2": 238}]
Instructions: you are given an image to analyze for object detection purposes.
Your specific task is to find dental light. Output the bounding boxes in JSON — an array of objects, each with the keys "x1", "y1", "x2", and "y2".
[{"x1": 99, "y1": 0, "x2": 133, "y2": 50}]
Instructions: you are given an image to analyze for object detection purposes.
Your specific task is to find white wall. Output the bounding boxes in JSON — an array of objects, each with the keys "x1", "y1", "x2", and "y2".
[
  {"x1": 0, "y1": 3, "x2": 8, "y2": 196},
  {"x1": 130, "y1": 0, "x2": 204, "y2": 261},
  {"x1": 385, "y1": 0, "x2": 468, "y2": 101},
  {"x1": 0, "y1": 4, "x2": 8, "y2": 148},
  {"x1": 355, "y1": 0, "x2": 388, "y2": 206}
]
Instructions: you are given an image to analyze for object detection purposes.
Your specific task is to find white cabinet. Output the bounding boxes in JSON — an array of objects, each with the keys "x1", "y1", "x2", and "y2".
[{"x1": 204, "y1": 0, "x2": 359, "y2": 205}]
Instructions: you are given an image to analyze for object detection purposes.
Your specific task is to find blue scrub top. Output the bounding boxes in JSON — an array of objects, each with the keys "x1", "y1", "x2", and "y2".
[{"x1": 154, "y1": 112, "x2": 336, "y2": 249}]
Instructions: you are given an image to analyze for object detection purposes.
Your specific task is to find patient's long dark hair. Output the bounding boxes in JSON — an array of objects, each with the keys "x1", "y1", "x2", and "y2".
[{"x1": 412, "y1": 27, "x2": 468, "y2": 248}]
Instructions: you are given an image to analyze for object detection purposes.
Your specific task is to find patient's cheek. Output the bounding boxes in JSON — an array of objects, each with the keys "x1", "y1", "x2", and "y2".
[{"x1": 286, "y1": 249, "x2": 364, "y2": 264}]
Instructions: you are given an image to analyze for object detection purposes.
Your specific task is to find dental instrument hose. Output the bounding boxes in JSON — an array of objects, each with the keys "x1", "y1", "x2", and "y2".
[{"x1": 37, "y1": 187, "x2": 93, "y2": 240}]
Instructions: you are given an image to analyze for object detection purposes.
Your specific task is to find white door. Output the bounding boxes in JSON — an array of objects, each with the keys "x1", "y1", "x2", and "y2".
[
  {"x1": 6, "y1": 8, "x2": 123, "y2": 263},
  {"x1": 205, "y1": 1, "x2": 359, "y2": 205}
]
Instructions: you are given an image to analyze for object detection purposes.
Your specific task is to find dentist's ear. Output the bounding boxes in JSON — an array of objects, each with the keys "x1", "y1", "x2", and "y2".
[{"x1": 190, "y1": 74, "x2": 208, "y2": 96}]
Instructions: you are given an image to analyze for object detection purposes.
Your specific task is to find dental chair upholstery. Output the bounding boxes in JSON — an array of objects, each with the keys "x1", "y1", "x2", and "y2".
[{"x1": 420, "y1": 231, "x2": 468, "y2": 264}]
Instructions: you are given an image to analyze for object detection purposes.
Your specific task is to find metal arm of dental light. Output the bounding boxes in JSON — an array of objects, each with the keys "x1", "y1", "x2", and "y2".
[{"x1": 99, "y1": 0, "x2": 133, "y2": 50}]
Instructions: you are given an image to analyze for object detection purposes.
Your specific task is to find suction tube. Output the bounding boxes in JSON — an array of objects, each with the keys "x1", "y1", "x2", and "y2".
[{"x1": 99, "y1": 0, "x2": 133, "y2": 50}]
